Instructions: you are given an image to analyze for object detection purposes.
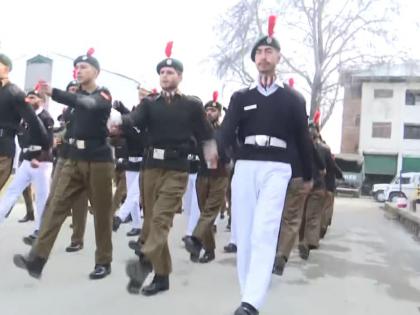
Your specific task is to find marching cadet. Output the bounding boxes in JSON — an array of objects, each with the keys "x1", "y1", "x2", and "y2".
[
  {"x1": 184, "y1": 91, "x2": 230, "y2": 263},
  {"x1": 54, "y1": 80, "x2": 89, "y2": 253},
  {"x1": 298, "y1": 120, "x2": 329, "y2": 260},
  {"x1": 112, "y1": 88, "x2": 149, "y2": 237},
  {"x1": 0, "y1": 88, "x2": 54, "y2": 245},
  {"x1": 14, "y1": 49, "x2": 115, "y2": 280},
  {"x1": 220, "y1": 16, "x2": 313, "y2": 315},
  {"x1": 110, "y1": 41, "x2": 216, "y2": 296},
  {"x1": 0, "y1": 53, "x2": 48, "y2": 192}
]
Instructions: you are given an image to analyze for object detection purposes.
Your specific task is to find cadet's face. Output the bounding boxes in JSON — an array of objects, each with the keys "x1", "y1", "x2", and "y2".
[
  {"x1": 0, "y1": 63, "x2": 9, "y2": 79},
  {"x1": 75, "y1": 62, "x2": 98, "y2": 84},
  {"x1": 159, "y1": 67, "x2": 182, "y2": 91},
  {"x1": 206, "y1": 107, "x2": 220, "y2": 123},
  {"x1": 67, "y1": 86, "x2": 78, "y2": 94},
  {"x1": 255, "y1": 46, "x2": 281, "y2": 74},
  {"x1": 26, "y1": 95, "x2": 42, "y2": 109}
]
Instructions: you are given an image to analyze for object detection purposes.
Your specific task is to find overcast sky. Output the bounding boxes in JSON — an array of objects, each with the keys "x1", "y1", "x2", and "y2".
[{"x1": 1, "y1": 0, "x2": 418, "y2": 153}]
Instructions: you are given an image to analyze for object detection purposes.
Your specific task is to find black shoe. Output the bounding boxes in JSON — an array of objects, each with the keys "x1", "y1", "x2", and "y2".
[
  {"x1": 13, "y1": 254, "x2": 46, "y2": 279},
  {"x1": 298, "y1": 244, "x2": 310, "y2": 260},
  {"x1": 126, "y1": 228, "x2": 141, "y2": 237},
  {"x1": 220, "y1": 212, "x2": 225, "y2": 219},
  {"x1": 123, "y1": 214, "x2": 132, "y2": 224},
  {"x1": 65, "y1": 242, "x2": 83, "y2": 253},
  {"x1": 233, "y1": 303, "x2": 259, "y2": 315},
  {"x1": 199, "y1": 251, "x2": 215, "y2": 264},
  {"x1": 212, "y1": 225, "x2": 217, "y2": 233},
  {"x1": 128, "y1": 240, "x2": 141, "y2": 251},
  {"x1": 320, "y1": 227, "x2": 327, "y2": 239},
  {"x1": 126, "y1": 258, "x2": 153, "y2": 294},
  {"x1": 18, "y1": 213, "x2": 34, "y2": 223},
  {"x1": 22, "y1": 230, "x2": 38, "y2": 246},
  {"x1": 141, "y1": 274, "x2": 169, "y2": 296},
  {"x1": 89, "y1": 264, "x2": 111, "y2": 280},
  {"x1": 184, "y1": 236, "x2": 202, "y2": 262},
  {"x1": 272, "y1": 256, "x2": 287, "y2": 276},
  {"x1": 224, "y1": 243, "x2": 237, "y2": 253},
  {"x1": 112, "y1": 216, "x2": 122, "y2": 232}
]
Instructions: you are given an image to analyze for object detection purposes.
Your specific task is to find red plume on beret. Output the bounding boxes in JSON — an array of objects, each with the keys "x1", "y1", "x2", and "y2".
[
  {"x1": 165, "y1": 41, "x2": 174, "y2": 58},
  {"x1": 268, "y1": 15, "x2": 276, "y2": 37},
  {"x1": 152, "y1": 88, "x2": 158, "y2": 94},
  {"x1": 288, "y1": 78, "x2": 295, "y2": 88},
  {"x1": 34, "y1": 82, "x2": 41, "y2": 92},
  {"x1": 87, "y1": 47, "x2": 95, "y2": 57},
  {"x1": 314, "y1": 110, "x2": 321, "y2": 125},
  {"x1": 213, "y1": 91, "x2": 219, "y2": 103}
]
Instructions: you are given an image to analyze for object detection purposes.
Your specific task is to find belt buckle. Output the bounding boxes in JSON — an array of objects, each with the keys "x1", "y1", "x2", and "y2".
[
  {"x1": 76, "y1": 140, "x2": 86, "y2": 149},
  {"x1": 153, "y1": 148, "x2": 165, "y2": 160},
  {"x1": 255, "y1": 135, "x2": 269, "y2": 146}
]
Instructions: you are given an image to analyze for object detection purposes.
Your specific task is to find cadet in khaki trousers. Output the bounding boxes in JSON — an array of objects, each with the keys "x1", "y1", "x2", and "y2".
[
  {"x1": 184, "y1": 93, "x2": 230, "y2": 263},
  {"x1": 110, "y1": 43, "x2": 215, "y2": 296},
  {"x1": 14, "y1": 50, "x2": 114, "y2": 280}
]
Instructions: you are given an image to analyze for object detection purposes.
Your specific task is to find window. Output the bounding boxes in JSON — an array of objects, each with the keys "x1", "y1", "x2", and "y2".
[
  {"x1": 404, "y1": 124, "x2": 420, "y2": 139},
  {"x1": 374, "y1": 89, "x2": 393, "y2": 98},
  {"x1": 372, "y1": 122, "x2": 392, "y2": 138},
  {"x1": 405, "y1": 90, "x2": 420, "y2": 105}
]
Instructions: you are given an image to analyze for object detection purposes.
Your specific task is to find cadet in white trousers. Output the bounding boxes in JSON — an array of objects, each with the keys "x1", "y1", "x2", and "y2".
[
  {"x1": 0, "y1": 89, "x2": 54, "y2": 243},
  {"x1": 115, "y1": 169, "x2": 143, "y2": 235},
  {"x1": 221, "y1": 16, "x2": 313, "y2": 315}
]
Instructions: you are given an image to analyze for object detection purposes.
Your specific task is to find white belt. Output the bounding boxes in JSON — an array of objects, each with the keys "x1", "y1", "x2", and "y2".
[
  {"x1": 22, "y1": 145, "x2": 42, "y2": 153},
  {"x1": 128, "y1": 156, "x2": 143, "y2": 163},
  {"x1": 244, "y1": 135, "x2": 287, "y2": 149}
]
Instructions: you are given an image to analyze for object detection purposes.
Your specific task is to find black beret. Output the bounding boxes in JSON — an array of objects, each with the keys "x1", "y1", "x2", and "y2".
[
  {"x1": 0, "y1": 53, "x2": 12, "y2": 71},
  {"x1": 204, "y1": 101, "x2": 222, "y2": 111},
  {"x1": 66, "y1": 80, "x2": 79, "y2": 91},
  {"x1": 251, "y1": 36, "x2": 281, "y2": 62},
  {"x1": 74, "y1": 54, "x2": 100, "y2": 71},
  {"x1": 156, "y1": 58, "x2": 184, "y2": 74},
  {"x1": 27, "y1": 89, "x2": 43, "y2": 98}
]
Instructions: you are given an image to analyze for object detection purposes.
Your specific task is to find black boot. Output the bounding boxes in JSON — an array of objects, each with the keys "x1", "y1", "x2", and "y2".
[
  {"x1": 199, "y1": 250, "x2": 215, "y2": 263},
  {"x1": 13, "y1": 254, "x2": 46, "y2": 279},
  {"x1": 65, "y1": 242, "x2": 83, "y2": 253},
  {"x1": 233, "y1": 302, "x2": 259, "y2": 315},
  {"x1": 126, "y1": 258, "x2": 153, "y2": 294},
  {"x1": 18, "y1": 213, "x2": 35, "y2": 223},
  {"x1": 22, "y1": 230, "x2": 39, "y2": 246},
  {"x1": 224, "y1": 243, "x2": 237, "y2": 253},
  {"x1": 126, "y1": 228, "x2": 141, "y2": 237},
  {"x1": 89, "y1": 264, "x2": 111, "y2": 280},
  {"x1": 141, "y1": 274, "x2": 169, "y2": 296},
  {"x1": 298, "y1": 244, "x2": 310, "y2": 260},
  {"x1": 272, "y1": 255, "x2": 287, "y2": 276},
  {"x1": 184, "y1": 236, "x2": 202, "y2": 262},
  {"x1": 112, "y1": 216, "x2": 122, "y2": 232}
]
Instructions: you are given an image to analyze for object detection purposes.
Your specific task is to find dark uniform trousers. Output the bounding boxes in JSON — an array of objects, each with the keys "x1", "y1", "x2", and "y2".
[
  {"x1": 112, "y1": 168, "x2": 127, "y2": 214},
  {"x1": 22, "y1": 185, "x2": 35, "y2": 217},
  {"x1": 299, "y1": 188, "x2": 326, "y2": 248},
  {"x1": 321, "y1": 191, "x2": 335, "y2": 231},
  {"x1": 276, "y1": 178, "x2": 308, "y2": 259},
  {"x1": 140, "y1": 168, "x2": 188, "y2": 276},
  {"x1": 47, "y1": 158, "x2": 89, "y2": 245},
  {"x1": 193, "y1": 175, "x2": 229, "y2": 251},
  {"x1": 33, "y1": 160, "x2": 114, "y2": 264},
  {"x1": 0, "y1": 156, "x2": 13, "y2": 190}
]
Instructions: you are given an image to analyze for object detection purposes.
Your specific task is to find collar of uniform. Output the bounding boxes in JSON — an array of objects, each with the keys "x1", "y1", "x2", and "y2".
[
  {"x1": 250, "y1": 76, "x2": 284, "y2": 90},
  {"x1": 35, "y1": 107, "x2": 43, "y2": 115},
  {"x1": 79, "y1": 86, "x2": 100, "y2": 95},
  {"x1": 157, "y1": 89, "x2": 182, "y2": 100}
]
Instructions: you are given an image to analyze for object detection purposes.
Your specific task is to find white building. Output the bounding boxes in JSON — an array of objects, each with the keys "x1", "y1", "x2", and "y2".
[{"x1": 341, "y1": 62, "x2": 420, "y2": 187}]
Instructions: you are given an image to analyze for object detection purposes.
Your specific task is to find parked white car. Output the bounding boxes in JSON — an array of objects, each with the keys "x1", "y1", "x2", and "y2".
[{"x1": 372, "y1": 172, "x2": 420, "y2": 202}]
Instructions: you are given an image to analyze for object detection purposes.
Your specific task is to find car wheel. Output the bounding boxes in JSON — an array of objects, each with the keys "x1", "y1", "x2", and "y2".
[
  {"x1": 374, "y1": 190, "x2": 385, "y2": 202},
  {"x1": 388, "y1": 191, "x2": 406, "y2": 203}
]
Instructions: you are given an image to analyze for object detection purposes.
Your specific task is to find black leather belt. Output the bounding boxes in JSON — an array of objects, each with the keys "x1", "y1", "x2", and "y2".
[
  {"x1": 69, "y1": 138, "x2": 106, "y2": 150},
  {"x1": 146, "y1": 147, "x2": 188, "y2": 161}
]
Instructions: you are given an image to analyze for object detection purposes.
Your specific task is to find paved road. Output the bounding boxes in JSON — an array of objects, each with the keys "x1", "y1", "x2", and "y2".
[{"x1": 0, "y1": 197, "x2": 419, "y2": 315}]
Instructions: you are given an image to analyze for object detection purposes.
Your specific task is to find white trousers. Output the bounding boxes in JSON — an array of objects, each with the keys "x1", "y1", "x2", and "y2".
[
  {"x1": 116, "y1": 171, "x2": 142, "y2": 229},
  {"x1": 0, "y1": 160, "x2": 53, "y2": 232},
  {"x1": 232, "y1": 160, "x2": 291, "y2": 310},
  {"x1": 182, "y1": 173, "x2": 200, "y2": 236}
]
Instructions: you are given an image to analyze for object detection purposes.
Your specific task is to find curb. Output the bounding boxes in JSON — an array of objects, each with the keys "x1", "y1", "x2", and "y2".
[{"x1": 383, "y1": 202, "x2": 420, "y2": 238}]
